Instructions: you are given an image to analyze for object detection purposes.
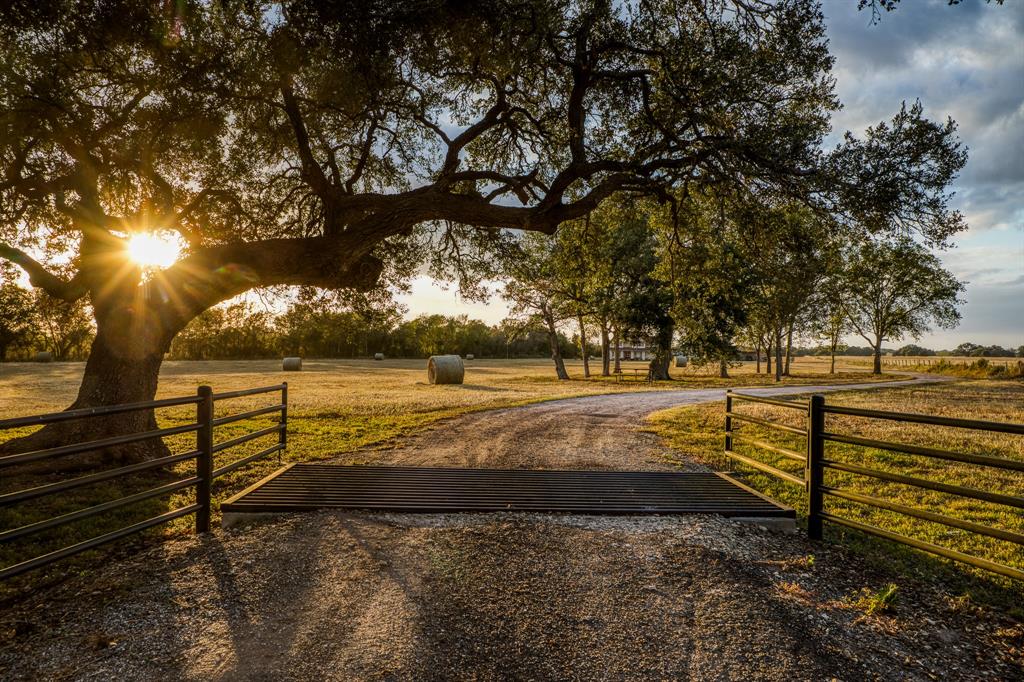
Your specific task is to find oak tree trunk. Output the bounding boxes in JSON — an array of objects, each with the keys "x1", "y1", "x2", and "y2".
[
  {"x1": 648, "y1": 321, "x2": 673, "y2": 381},
  {"x1": 544, "y1": 308, "x2": 570, "y2": 380},
  {"x1": 578, "y1": 315, "x2": 590, "y2": 379},
  {"x1": 2, "y1": 284, "x2": 176, "y2": 467},
  {"x1": 873, "y1": 343, "x2": 883, "y2": 375},
  {"x1": 719, "y1": 357, "x2": 729, "y2": 379},
  {"x1": 613, "y1": 329, "x2": 621, "y2": 374},
  {"x1": 774, "y1": 327, "x2": 783, "y2": 383},
  {"x1": 648, "y1": 351, "x2": 672, "y2": 381},
  {"x1": 784, "y1": 324, "x2": 794, "y2": 376},
  {"x1": 600, "y1": 323, "x2": 611, "y2": 377}
]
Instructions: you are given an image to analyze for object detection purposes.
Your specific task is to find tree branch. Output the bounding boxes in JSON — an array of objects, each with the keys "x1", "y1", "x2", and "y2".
[
  {"x1": 156, "y1": 235, "x2": 384, "y2": 324},
  {"x1": 280, "y1": 80, "x2": 331, "y2": 196},
  {"x1": 0, "y1": 243, "x2": 87, "y2": 301}
]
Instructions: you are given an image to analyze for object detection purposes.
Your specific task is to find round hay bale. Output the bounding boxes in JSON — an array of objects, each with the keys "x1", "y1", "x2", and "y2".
[
  {"x1": 282, "y1": 357, "x2": 303, "y2": 371},
  {"x1": 465, "y1": 354, "x2": 474, "y2": 360},
  {"x1": 674, "y1": 354, "x2": 688, "y2": 368},
  {"x1": 34, "y1": 351, "x2": 53, "y2": 363},
  {"x1": 374, "y1": 353, "x2": 385, "y2": 361},
  {"x1": 427, "y1": 354, "x2": 464, "y2": 385}
]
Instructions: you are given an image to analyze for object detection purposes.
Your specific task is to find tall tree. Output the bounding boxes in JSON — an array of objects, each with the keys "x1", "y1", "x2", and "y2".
[
  {"x1": 841, "y1": 239, "x2": 965, "y2": 374},
  {"x1": 0, "y1": 0, "x2": 968, "y2": 457},
  {"x1": 33, "y1": 291, "x2": 94, "y2": 361},
  {"x1": 809, "y1": 278, "x2": 850, "y2": 375},
  {"x1": 597, "y1": 204, "x2": 674, "y2": 380},
  {"x1": 0, "y1": 265, "x2": 36, "y2": 360},
  {"x1": 738, "y1": 201, "x2": 832, "y2": 382},
  {"x1": 549, "y1": 219, "x2": 599, "y2": 379},
  {"x1": 655, "y1": 193, "x2": 750, "y2": 379},
  {"x1": 501, "y1": 233, "x2": 572, "y2": 380}
]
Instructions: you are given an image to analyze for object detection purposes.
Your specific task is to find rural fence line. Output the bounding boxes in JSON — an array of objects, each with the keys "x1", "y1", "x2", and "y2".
[
  {"x1": 0, "y1": 383, "x2": 288, "y2": 580},
  {"x1": 724, "y1": 390, "x2": 1024, "y2": 581}
]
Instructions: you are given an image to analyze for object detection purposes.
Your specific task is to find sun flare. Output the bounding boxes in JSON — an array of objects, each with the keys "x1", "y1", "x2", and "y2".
[{"x1": 126, "y1": 232, "x2": 182, "y2": 269}]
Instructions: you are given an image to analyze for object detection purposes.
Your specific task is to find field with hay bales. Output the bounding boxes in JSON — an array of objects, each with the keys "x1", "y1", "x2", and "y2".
[
  {"x1": 0, "y1": 355, "x2": 901, "y2": 421},
  {"x1": 0, "y1": 356, "x2": 898, "y2": 593}
]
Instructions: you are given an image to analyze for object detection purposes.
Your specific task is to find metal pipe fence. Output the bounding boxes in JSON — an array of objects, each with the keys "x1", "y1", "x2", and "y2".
[
  {"x1": 0, "y1": 383, "x2": 287, "y2": 579},
  {"x1": 724, "y1": 389, "x2": 1024, "y2": 581}
]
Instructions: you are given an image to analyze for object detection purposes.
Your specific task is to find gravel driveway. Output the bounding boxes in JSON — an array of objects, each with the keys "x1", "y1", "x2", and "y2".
[
  {"x1": 2, "y1": 375, "x2": 1020, "y2": 681},
  {"x1": 361, "y1": 376, "x2": 939, "y2": 471}
]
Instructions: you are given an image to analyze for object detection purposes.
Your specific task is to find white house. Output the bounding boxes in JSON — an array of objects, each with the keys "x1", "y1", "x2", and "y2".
[{"x1": 613, "y1": 340, "x2": 652, "y2": 361}]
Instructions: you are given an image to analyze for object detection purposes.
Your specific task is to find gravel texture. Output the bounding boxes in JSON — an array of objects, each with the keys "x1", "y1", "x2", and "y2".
[
  {"x1": 2, "y1": 375, "x2": 1021, "y2": 681},
  {"x1": 358, "y1": 377, "x2": 940, "y2": 471}
]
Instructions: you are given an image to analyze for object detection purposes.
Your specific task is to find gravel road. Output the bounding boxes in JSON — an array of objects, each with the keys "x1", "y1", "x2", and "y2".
[
  {"x1": 362, "y1": 376, "x2": 940, "y2": 471},
  {"x1": 2, "y1": 374, "x2": 1020, "y2": 681}
]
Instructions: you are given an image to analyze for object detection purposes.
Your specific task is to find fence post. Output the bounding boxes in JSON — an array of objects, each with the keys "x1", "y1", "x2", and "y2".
[
  {"x1": 279, "y1": 382, "x2": 288, "y2": 463},
  {"x1": 725, "y1": 390, "x2": 733, "y2": 452},
  {"x1": 806, "y1": 393, "x2": 825, "y2": 540},
  {"x1": 196, "y1": 385, "x2": 214, "y2": 533}
]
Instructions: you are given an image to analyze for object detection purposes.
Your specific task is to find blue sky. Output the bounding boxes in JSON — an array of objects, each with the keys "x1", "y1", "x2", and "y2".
[
  {"x1": 400, "y1": 0, "x2": 1024, "y2": 351},
  {"x1": 823, "y1": 0, "x2": 1023, "y2": 349}
]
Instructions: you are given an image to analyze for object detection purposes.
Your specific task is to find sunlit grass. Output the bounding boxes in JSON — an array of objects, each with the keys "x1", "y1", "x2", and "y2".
[
  {"x1": 647, "y1": 380, "x2": 1024, "y2": 613},
  {"x1": 0, "y1": 356, "x2": 901, "y2": 600}
]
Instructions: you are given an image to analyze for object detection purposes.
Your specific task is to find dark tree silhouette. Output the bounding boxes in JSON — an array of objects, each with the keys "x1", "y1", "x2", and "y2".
[{"x1": 0, "y1": 0, "x2": 967, "y2": 458}]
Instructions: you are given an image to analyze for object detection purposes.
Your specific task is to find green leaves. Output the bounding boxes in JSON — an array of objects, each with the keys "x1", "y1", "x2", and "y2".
[
  {"x1": 840, "y1": 237, "x2": 966, "y2": 349},
  {"x1": 824, "y1": 101, "x2": 967, "y2": 247}
]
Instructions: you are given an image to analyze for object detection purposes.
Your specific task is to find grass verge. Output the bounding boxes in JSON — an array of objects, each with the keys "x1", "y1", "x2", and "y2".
[
  {"x1": 647, "y1": 379, "x2": 1024, "y2": 616},
  {"x1": 0, "y1": 357, "x2": 904, "y2": 602}
]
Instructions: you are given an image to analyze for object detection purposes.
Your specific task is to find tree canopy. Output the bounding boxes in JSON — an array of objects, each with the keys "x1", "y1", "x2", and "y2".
[
  {"x1": 0, "y1": 0, "x2": 972, "y2": 454},
  {"x1": 841, "y1": 238, "x2": 965, "y2": 373}
]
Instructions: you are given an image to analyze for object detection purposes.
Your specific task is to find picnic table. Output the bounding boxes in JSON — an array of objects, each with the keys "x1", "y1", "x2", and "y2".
[{"x1": 614, "y1": 367, "x2": 653, "y2": 383}]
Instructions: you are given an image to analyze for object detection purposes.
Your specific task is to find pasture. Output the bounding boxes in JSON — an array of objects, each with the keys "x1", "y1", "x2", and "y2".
[
  {"x1": 847, "y1": 355, "x2": 1023, "y2": 379},
  {"x1": 648, "y1": 379, "x2": 1024, "y2": 608},
  {"x1": 0, "y1": 355, "x2": 897, "y2": 417},
  {"x1": 0, "y1": 356, "x2": 896, "y2": 596}
]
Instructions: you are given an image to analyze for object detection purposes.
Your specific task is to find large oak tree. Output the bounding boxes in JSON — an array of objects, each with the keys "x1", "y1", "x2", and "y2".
[
  {"x1": 1, "y1": 0, "x2": 965, "y2": 458},
  {"x1": 840, "y1": 238, "x2": 964, "y2": 374}
]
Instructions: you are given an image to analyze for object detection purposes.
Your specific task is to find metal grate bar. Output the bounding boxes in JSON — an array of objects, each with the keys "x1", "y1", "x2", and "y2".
[{"x1": 222, "y1": 465, "x2": 795, "y2": 517}]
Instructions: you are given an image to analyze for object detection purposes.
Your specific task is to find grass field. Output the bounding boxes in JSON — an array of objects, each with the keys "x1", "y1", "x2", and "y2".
[
  {"x1": 849, "y1": 355, "x2": 1024, "y2": 380},
  {"x1": 648, "y1": 379, "x2": 1024, "y2": 612},
  {"x1": 0, "y1": 356, "x2": 901, "y2": 600}
]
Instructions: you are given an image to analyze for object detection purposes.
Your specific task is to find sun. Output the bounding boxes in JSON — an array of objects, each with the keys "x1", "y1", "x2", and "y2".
[{"x1": 126, "y1": 231, "x2": 182, "y2": 269}]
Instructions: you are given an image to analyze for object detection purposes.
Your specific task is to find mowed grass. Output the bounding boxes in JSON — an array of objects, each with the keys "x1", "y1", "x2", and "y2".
[
  {"x1": 0, "y1": 356, "x2": 898, "y2": 600},
  {"x1": 648, "y1": 379, "x2": 1024, "y2": 612},
  {"x1": 849, "y1": 355, "x2": 1024, "y2": 380}
]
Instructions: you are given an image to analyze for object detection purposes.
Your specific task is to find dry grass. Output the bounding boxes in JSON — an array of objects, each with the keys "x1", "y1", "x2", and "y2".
[
  {"x1": 0, "y1": 356, "x2": 900, "y2": 487},
  {"x1": 648, "y1": 380, "x2": 1024, "y2": 612},
  {"x1": 0, "y1": 355, "x2": 896, "y2": 416},
  {"x1": 0, "y1": 355, "x2": 899, "y2": 600},
  {"x1": 848, "y1": 355, "x2": 1024, "y2": 379}
]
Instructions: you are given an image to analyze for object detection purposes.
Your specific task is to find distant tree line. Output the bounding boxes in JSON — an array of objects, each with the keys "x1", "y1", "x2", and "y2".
[
  {"x1": 165, "y1": 301, "x2": 579, "y2": 361},
  {"x1": 0, "y1": 264, "x2": 93, "y2": 361},
  {"x1": 892, "y1": 342, "x2": 1022, "y2": 358}
]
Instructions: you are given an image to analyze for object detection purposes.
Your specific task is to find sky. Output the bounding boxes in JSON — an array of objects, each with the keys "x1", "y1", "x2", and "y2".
[{"x1": 398, "y1": 0, "x2": 1024, "y2": 351}]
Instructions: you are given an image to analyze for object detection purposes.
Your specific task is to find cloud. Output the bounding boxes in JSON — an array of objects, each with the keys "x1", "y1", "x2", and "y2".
[
  {"x1": 823, "y1": 0, "x2": 1024, "y2": 202},
  {"x1": 819, "y1": 0, "x2": 1023, "y2": 344}
]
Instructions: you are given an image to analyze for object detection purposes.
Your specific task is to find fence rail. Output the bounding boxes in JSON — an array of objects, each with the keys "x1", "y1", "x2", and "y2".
[
  {"x1": 724, "y1": 390, "x2": 1024, "y2": 581},
  {"x1": 0, "y1": 383, "x2": 287, "y2": 580}
]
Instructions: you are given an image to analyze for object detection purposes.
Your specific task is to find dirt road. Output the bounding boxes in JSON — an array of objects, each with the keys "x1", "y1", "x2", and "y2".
[
  {"x1": 363, "y1": 376, "x2": 937, "y2": 471},
  {"x1": 3, "y1": 375, "x2": 1019, "y2": 681}
]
